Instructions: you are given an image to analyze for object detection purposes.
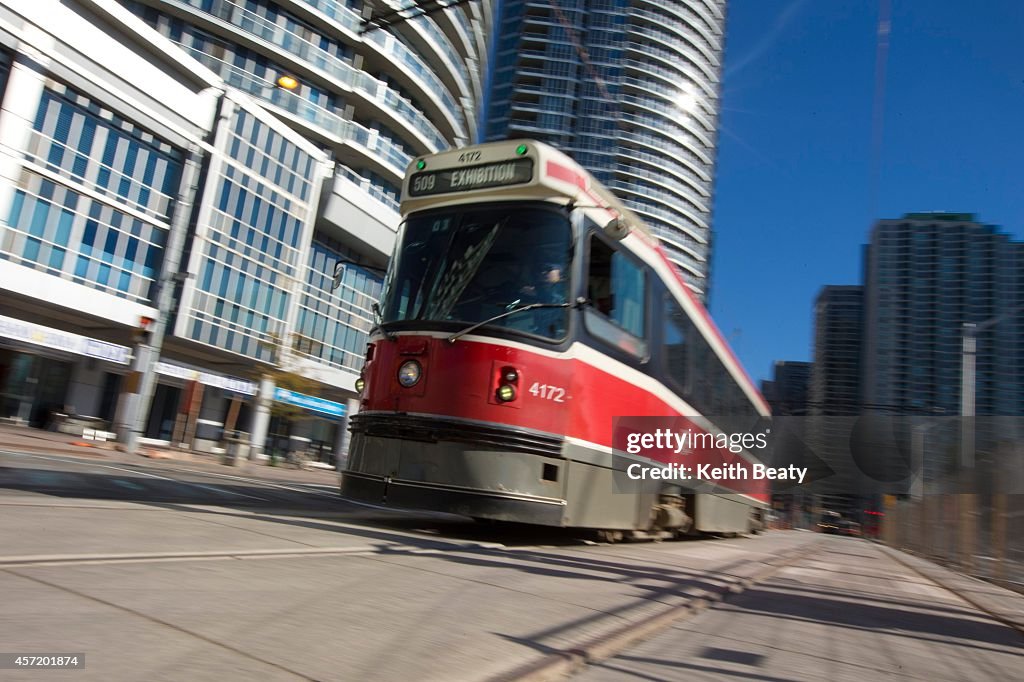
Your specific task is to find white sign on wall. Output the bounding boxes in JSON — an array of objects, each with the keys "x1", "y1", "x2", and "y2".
[
  {"x1": 155, "y1": 361, "x2": 257, "y2": 396},
  {"x1": 0, "y1": 314, "x2": 131, "y2": 365}
]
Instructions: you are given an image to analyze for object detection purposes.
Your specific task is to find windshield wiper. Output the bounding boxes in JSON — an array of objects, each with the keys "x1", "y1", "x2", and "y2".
[{"x1": 446, "y1": 299, "x2": 581, "y2": 344}]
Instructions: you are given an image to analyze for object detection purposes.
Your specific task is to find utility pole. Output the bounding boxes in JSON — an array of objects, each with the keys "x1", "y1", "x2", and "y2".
[
  {"x1": 116, "y1": 142, "x2": 204, "y2": 454},
  {"x1": 960, "y1": 322, "x2": 976, "y2": 469}
]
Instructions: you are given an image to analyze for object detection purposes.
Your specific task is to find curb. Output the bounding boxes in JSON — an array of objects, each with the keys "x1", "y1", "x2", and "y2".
[
  {"x1": 0, "y1": 443, "x2": 111, "y2": 458},
  {"x1": 493, "y1": 540, "x2": 815, "y2": 682}
]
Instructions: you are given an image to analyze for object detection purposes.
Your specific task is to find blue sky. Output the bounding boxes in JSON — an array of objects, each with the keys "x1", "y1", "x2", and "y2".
[{"x1": 709, "y1": 0, "x2": 1024, "y2": 385}]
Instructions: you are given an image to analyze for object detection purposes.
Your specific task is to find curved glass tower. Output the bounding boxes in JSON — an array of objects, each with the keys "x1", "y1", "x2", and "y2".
[
  {"x1": 486, "y1": 0, "x2": 725, "y2": 299},
  {"x1": 125, "y1": 0, "x2": 493, "y2": 210}
]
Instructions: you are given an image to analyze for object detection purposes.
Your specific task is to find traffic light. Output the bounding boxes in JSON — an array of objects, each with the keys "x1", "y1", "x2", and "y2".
[{"x1": 133, "y1": 316, "x2": 155, "y2": 344}]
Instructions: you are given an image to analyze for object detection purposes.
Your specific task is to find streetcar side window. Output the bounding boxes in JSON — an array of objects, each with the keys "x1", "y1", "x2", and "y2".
[
  {"x1": 585, "y1": 236, "x2": 647, "y2": 357},
  {"x1": 663, "y1": 294, "x2": 689, "y2": 390}
]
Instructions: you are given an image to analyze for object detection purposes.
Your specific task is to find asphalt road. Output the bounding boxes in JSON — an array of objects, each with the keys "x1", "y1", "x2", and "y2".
[
  {"x1": 0, "y1": 447, "x2": 812, "y2": 680},
  {"x1": 0, "y1": 449, "x2": 344, "y2": 509},
  {"x1": 1, "y1": 448, "x2": 1020, "y2": 681},
  {"x1": 0, "y1": 447, "x2": 623, "y2": 548}
]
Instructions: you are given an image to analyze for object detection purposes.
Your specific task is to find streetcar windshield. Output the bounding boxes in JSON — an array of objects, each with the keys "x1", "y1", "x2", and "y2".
[{"x1": 380, "y1": 204, "x2": 571, "y2": 340}]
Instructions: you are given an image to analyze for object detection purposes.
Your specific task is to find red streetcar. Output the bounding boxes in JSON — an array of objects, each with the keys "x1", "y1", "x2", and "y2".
[{"x1": 342, "y1": 140, "x2": 770, "y2": 537}]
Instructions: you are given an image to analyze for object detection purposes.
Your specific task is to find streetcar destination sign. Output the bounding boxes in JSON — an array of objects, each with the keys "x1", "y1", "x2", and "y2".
[{"x1": 409, "y1": 158, "x2": 533, "y2": 197}]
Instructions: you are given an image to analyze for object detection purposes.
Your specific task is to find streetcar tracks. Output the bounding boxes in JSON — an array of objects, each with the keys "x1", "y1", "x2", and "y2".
[{"x1": 0, "y1": 537, "x2": 510, "y2": 569}]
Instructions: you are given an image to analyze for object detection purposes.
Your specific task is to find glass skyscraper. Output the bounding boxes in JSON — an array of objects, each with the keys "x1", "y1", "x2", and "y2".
[{"x1": 485, "y1": 0, "x2": 726, "y2": 299}]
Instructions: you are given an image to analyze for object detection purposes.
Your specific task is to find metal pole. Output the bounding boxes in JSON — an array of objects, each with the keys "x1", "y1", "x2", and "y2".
[
  {"x1": 120, "y1": 142, "x2": 205, "y2": 455},
  {"x1": 960, "y1": 323, "x2": 976, "y2": 469},
  {"x1": 959, "y1": 322, "x2": 977, "y2": 570},
  {"x1": 911, "y1": 424, "x2": 924, "y2": 501},
  {"x1": 249, "y1": 374, "x2": 275, "y2": 460}
]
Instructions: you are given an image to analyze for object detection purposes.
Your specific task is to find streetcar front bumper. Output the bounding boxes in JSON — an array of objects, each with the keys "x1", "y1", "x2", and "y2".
[{"x1": 341, "y1": 414, "x2": 568, "y2": 525}]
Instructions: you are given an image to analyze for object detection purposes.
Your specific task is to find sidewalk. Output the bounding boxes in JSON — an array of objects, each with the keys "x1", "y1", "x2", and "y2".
[
  {"x1": 881, "y1": 544, "x2": 1024, "y2": 634},
  {"x1": 573, "y1": 537, "x2": 1024, "y2": 682},
  {"x1": 0, "y1": 422, "x2": 341, "y2": 485}
]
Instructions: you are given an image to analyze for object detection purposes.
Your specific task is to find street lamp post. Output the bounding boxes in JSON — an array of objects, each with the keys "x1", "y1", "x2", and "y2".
[{"x1": 960, "y1": 322, "x2": 977, "y2": 469}]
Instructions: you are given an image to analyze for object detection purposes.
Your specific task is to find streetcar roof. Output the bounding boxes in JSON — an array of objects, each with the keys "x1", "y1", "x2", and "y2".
[{"x1": 402, "y1": 140, "x2": 649, "y2": 237}]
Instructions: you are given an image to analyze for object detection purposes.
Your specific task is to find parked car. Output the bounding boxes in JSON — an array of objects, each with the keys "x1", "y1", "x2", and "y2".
[
  {"x1": 840, "y1": 520, "x2": 863, "y2": 537},
  {"x1": 817, "y1": 511, "x2": 842, "y2": 534}
]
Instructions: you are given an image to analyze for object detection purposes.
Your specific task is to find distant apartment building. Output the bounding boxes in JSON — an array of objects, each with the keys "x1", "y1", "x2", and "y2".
[
  {"x1": 805, "y1": 286, "x2": 865, "y2": 505},
  {"x1": 761, "y1": 361, "x2": 810, "y2": 416},
  {"x1": 807, "y1": 214, "x2": 1024, "y2": 498},
  {"x1": 810, "y1": 286, "x2": 864, "y2": 416},
  {"x1": 484, "y1": 0, "x2": 726, "y2": 299},
  {"x1": 862, "y1": 213, "x2": 1024, "y2": 417},
  {"x1": 0, "y1": 0, "x2": 490, "y2": 462}
]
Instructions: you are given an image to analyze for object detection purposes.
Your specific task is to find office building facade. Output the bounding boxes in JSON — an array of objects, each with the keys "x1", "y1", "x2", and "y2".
[
  {"x1": 485, "y1": 0, "x2": 726, "y2": 299},
  {"x1": 0, "y1": 0, "x2": 490, "y2": 461}
]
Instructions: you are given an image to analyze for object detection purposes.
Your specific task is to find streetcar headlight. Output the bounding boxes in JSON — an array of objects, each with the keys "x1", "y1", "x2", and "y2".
[
  {"x1": 397, "y1": 360, "x2": 422, "y2": 387},
  {"x1": 496, "y1": 384, "x2": 516, "y2": 402},
  {"x1": 355, "y1": 377, "x2": 365, "y2": 393}
]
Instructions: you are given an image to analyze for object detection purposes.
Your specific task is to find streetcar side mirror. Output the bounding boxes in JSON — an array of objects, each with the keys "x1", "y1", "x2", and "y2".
[{"x1": 603, "y1": 217, "x2": 629, "y2": 241}]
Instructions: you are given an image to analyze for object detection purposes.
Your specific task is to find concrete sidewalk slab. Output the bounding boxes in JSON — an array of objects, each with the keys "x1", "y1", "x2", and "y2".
[
  {"x1": 880, "y1": 545, "x2": 1024, "y2": 634},
  {"x1": 576, "y1": 539, "x2": 1024, "y2": 682}
]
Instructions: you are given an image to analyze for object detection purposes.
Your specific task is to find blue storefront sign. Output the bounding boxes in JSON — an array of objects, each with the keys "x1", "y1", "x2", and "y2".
[{"x1": 273, "y1": 388, "x2": 347, "y2": 418}]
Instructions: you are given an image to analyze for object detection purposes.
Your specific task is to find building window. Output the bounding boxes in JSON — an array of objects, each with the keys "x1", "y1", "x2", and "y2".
[
  {"x1": 0, "y1": 82, "x2": 180, "y2": 303},
  {"x1": 293, "y1": 236, "x2": 384, "y2": 372},
  {"x1": 26, "y1": 84, "x2": 182, "y2": 221},
  {"x1": 185, "y1": 108, "x2": 318, "y2": 360}
]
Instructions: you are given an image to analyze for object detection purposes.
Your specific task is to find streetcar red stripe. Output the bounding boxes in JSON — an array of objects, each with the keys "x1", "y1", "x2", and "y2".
[{"x1": 545, "y1": 160, "x2": 588, "y2": 190}]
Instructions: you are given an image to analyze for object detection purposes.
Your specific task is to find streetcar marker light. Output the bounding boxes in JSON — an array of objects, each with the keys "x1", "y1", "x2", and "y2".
[
  {"x1": 496, "y1": 384, "x2": 516, "y2": 402},
  {"x1": 515, "y1": 144, "x2": 528, "y2": 156},
  {"x1": 502, "y1": 367, "x2": 519, "y2": 383},
  {"x1": 416, "y1": 159, "x2": 426, "y2": 170}
]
